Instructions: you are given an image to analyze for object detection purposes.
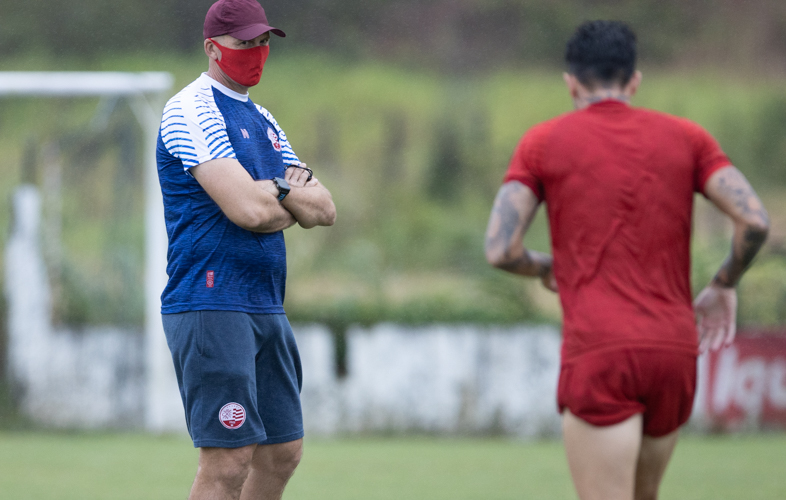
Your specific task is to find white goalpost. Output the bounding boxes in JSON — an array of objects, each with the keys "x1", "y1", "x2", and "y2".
[{"x1": 0, "y1": 72, "x2": 181, "y2": 432}]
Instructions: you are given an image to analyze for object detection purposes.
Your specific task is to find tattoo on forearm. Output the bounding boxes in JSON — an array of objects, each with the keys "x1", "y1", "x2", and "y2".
[
  {"x1": 495, "y1": 254, "x2": 530, "y2": 273},
  {"x1": 711, "y1": 168, "x2": 769, "y2": 287},
  {"x1": 714, "y1": 226, "x2": 768, "y2": 287}
]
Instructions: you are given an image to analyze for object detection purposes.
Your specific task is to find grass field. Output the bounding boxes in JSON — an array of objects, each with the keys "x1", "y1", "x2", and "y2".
[{"x1": 1, "y1": 432, "x2": 785, "y2": 499}]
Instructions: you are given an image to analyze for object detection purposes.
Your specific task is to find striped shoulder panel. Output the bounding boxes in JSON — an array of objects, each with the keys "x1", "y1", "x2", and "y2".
[
  {"x1": 254, "y1": 104, "x2": 300, "y2": 166},
  {"x1": 160, "y1": 79, "x2": 237, "y2": 171}
]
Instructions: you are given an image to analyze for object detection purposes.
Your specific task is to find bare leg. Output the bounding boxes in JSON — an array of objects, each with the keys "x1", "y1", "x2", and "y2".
[
  {"x1": 239, "y1": 438, "x2": 303, "y2": 500},
  {"x1": 634, "y1": 430, "x2": 679, "y2": 500},
  {"x1": 189, "y1": 444, "x2": 256, "y2": 500},
  {"x1": 562, "y1": 410, "x2": 642, "y2": 500}
]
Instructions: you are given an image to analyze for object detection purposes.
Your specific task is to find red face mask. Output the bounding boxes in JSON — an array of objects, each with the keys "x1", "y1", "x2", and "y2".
[{"x1": 210, "y1": 38, "x2": 270, "y2": 88}]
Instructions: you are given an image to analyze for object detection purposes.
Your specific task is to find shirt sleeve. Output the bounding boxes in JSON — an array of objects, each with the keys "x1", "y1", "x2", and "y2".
[
  {"x1": 680, "y1": 119, "x2": 732, "y2": 194},
  {"x1": 159, "y1": 92, "x2": 237, "y2": 172},
  {"x1": 503, "y1": 123, "x2": 550, "y2": 201},
  {"x1": 255, "y1": 105, "x2": 301, "y2": 166}
]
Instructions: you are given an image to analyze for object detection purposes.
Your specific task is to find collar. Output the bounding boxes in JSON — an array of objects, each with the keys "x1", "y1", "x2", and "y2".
[
  {"x1": 200, "y1": 72, "x2": 249, "y2": 102},
  {"x1": 586, "y1": 99, "x2": 631, "y2": 110}
]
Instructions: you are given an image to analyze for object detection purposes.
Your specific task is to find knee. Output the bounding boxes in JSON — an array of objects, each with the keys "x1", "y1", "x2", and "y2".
[
  {"x1": 634, "y1": 485, "x2": 659, "y2": 500},
  {"x1": 273, "y1": 440, "x2": 303, "y2": 477},
  {"x1": 198, "y1": 445, "x2": 256, "y2": 491},
  {"x1": 635, "y1": 475, "x2": 661, "y2": 500},
  {"x1": 257, "y1": 440, "x2": 303, "y2": 479}
]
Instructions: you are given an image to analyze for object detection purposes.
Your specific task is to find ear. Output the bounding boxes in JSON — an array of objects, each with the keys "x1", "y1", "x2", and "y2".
[
  {"x1": 204, "y1": 38, "x2": 222, "y2": 62},
  {"x1": 563, "y1": 72, "x2": 579, "y2": 99},
  {"x1": 625, "y1": 70, "x2": 642, "y2": 97}
]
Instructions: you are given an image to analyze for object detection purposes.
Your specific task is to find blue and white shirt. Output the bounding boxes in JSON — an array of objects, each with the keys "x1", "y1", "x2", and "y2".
[{"x1": 156, "y1": 73, "x2": 300, "y2": 314}]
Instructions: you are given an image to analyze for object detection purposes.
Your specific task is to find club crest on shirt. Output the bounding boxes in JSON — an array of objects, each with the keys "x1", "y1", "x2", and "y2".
[
  {"x1": 267, "y1": 127, "x2": 282, "y2": 152},
  {"x1": 219, "y1": 402, "x2": 246, "y2": 429}
]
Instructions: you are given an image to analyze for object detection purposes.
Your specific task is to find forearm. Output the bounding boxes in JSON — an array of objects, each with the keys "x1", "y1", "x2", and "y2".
[
  {"x1": 281, "y1": 184, "x2": 336, "y2": 228},
  {"x1": 704, "y1": 166, "x2": 770, "y2": 288},
  {"x1": 228, "y1": 180, "x2": 295, "y2": 232},
  {"x1": 712, "y1": 222, "x2": 768, "y2": 287},
  {"x1": 491, "y1": 247, "x2": 553, "y2": 278},
  {"x1": 248, "y1": 201, "x2": 297, "y2": 233}
]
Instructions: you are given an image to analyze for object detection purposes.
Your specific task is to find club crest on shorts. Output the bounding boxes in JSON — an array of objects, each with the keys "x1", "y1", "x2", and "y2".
[
  {"x1": 219, "y1": 402, "x2": 246, "y2": 429},
  {"x1": 267, "y1": 127, "x2": 282, "y2": 152}
]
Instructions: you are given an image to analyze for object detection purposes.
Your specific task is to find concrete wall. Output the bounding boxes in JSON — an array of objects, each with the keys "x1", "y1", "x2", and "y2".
[
  {"x1": 7, "y1": 184, "x2": 724, "y2": 437},
  {"x1": 5, "y1": 186, "x2": 145, "y2": 428},
  {"x1": 5, "y1": 184, "x2": 568, "y2": 436},
  {"x1": 335, "y1": 324, "x2": 561, "y2": 436}
]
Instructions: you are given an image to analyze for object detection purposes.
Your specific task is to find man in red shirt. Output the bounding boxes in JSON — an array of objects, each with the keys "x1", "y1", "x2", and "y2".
[{"x1": 485, "y1": 21, "x2": 769, "y2": 500}]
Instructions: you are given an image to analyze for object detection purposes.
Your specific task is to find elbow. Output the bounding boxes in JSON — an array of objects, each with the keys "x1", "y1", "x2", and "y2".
[
  {"x1": 746, "y1": 221, "x2": 770, "y2": 246},
  {"x1": 233, "y1": 206, "x2": 273, "y2": 232},
  {"x1": 735, "y1": 218, "x2": 770, "y2": 258},
  {"x1": 298, "y1": 219, "x2": 317, "y2": 229},
  {"x1": 486, "y1": 240, "x2": 531, "y2": 273},
  {"x1": 752, "y1": 204, "x2": 770, "y2": 232},
  {"x1": 743, "y1": 212, "x2": 771, "y2": 242},
  {"x1": 324, "y1": 204, "x2": 337, "y2": 227},
  {"x1": 485, "y1": 244, "x2": 507, "y2": 269},
  {"x1": 313, "y1": 204, "x2": 337, "y2": 228},
  {"x1": 752, "y1": 216, "x2": 771, "y2": 237},
  {"x1": 297, "y1": 207, "x2": 336, "y2": 230}
]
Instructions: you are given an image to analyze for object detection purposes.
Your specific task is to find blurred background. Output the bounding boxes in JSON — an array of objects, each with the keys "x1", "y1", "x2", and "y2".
[
  {"x1": 1, "y1": 1, "x2": 786, "y2": 497},
  {"x1": 2, "y1": 0, "x2": 786, "y2": 336}
]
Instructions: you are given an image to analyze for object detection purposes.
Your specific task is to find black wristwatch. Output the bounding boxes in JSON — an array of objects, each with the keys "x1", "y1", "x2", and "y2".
[{"x1": 272, "y1": 177, "x2": 290, "y2": 201}]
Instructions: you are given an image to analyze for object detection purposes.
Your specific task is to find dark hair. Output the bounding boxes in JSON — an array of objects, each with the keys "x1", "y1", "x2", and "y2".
[{"x1": 565, "y1": 20, "x2": 637, "y2": 89}]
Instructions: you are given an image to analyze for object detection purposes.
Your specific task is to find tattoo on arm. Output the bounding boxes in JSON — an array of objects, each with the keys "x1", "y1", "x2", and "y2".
[
  {"x1": 712, "y1": 168, "x2": 770, "y2": 227},
  {"x1": 487, "y1": 185, "x2": 527, "y2": 254},
  {"x1": 708, "y1": 167, "x2": 770, "y2": 287},
  {"x1": 713, "y1": 226, "x2": 768, "y2": 287},
  {"x1": 485, "y1": 182, "x2": 551, "y2": 277}
]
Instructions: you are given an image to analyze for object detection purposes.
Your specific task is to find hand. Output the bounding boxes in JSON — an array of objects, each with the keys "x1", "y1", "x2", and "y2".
[
  {"x1": 533, "y1": 252, "x2": 558, "y2": 293},
  {"x1": 694, "y1": 284, "x2": 738, "y2": 353},
  {"x1": 285, "y1": 163, "x2": 312, "y2": 188},
  {"x1": 540, "y1": 267, "x2": 558, "y2": 293}
]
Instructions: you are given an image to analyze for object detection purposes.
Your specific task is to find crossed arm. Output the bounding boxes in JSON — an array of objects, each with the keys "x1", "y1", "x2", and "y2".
[
  {"x1": 484, "y1": 181, "x2": 558, "y2": 292},
  {"x1": 190, "y1": 157, "x2": 336, "y2": 233}
]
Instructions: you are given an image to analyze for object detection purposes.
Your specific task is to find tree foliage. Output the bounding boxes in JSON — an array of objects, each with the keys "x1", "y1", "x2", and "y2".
[{"x1": 2, "y1": 0, "x2": 786, "y2": 72}]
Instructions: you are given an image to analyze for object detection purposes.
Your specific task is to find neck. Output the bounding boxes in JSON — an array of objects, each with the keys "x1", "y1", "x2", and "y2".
[
  {"x1": 574, "y1": 87, "x2": 629, "y2": 110},
  {"x1": 207, "y1": 62, "x2": 249, "y2": 95}
]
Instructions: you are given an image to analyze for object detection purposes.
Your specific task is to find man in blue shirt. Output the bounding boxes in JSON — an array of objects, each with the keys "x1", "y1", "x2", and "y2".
[{"x1": 156, "y1": 0, "x2": 336, "y2": 498}]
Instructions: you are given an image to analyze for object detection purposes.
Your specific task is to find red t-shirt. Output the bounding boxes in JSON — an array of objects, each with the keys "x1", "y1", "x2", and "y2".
[{"x1": 504, "y1": 100, "x2": 730, "y2": 362}]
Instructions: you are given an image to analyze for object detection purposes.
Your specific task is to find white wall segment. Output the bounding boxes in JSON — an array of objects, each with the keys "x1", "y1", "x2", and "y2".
[
  {"x1": 8, "y1": 183, "x2": 768, "y2": 436},
  {"x1": 4, "y1": 197, "x2": 565, "y2": 436}
]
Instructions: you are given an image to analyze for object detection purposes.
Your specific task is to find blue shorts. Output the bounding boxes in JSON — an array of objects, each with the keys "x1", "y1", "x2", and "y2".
[{"x1": 162, "y1": 311, "x2": 304, "y2": 448}]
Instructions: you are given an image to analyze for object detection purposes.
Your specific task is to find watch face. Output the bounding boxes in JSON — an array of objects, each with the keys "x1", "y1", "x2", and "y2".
[
  {"x1": 274, "y1": 177, "x2": 290, "y2": 201},
  {"x1": 274, "y1": 177, "x2": 290, "y2": 192}
]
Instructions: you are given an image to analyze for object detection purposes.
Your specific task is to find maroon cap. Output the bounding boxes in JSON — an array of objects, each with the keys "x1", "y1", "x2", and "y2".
[{"x1": 203, "y1": 0, "x2": 286, "y2": 41}]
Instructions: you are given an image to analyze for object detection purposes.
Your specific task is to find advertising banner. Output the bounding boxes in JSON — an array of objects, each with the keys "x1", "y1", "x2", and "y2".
[{"x1": 699, "y1": 332, "x2": 786, "y2": 431}]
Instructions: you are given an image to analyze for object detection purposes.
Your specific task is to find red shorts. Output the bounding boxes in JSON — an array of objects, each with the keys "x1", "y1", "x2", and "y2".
[{"x1": 557, "y1": 347, "x2": 697, "y2": 437}]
